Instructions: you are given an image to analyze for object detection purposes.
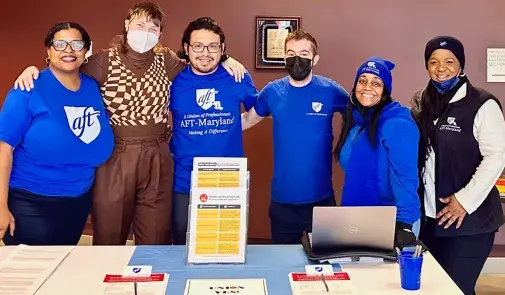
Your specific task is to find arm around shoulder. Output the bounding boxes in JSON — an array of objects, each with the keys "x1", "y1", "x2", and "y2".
[
  {"x1": 80, "y1": 49, "x2": 110, "y2": 86},
  {"x1": 164, "y1": 49, "x2": 187, "y2": 81},
  {"x1": 221, "y1": 55, "x2": 246, "y2": 82},
  {"x1": 241, "y1": 85, "x2": 272, "y2": 130},
  {"x1": 241, "y1": 72, "x2": 259, "y2": 112},
  {"x1": 242, "y1": 107, "x2": 267, "y2": 131},
  {"x1": 13, "y1": 65, "x2": 41, "y2": 92}
]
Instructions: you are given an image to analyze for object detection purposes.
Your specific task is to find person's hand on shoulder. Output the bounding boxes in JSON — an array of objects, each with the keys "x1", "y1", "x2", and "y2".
[
  {"x1": 222, "y1": 57, "x2": 245, "y2": 83},
  {"x1": 14, "y1": 66, "x2": 40, "y2": 92},
  {"x1": 394, "y1": 221, "x2": 417, "y2": 249}
]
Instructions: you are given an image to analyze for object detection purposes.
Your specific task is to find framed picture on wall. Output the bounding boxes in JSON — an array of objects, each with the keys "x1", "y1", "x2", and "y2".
[{"x1": 255, "y1": 16, "x2": 301, "y2": 70}]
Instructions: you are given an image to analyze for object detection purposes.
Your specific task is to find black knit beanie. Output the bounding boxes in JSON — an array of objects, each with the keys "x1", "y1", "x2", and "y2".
[{"x1": 424, "y1": 36, "x2": 465, "y2": 70}]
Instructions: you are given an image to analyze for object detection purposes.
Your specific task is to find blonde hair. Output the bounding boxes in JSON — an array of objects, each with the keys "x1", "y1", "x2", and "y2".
[{"x1": 113, "y1": 1, "x2": 168, "y2": 55}]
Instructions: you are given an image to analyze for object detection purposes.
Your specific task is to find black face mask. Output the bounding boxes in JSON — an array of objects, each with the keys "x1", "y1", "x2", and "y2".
[{"x1": 285, "y1": 56, "x2": 313, "y2": 81}]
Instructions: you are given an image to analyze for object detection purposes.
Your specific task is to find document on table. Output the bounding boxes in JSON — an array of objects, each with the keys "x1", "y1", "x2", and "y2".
[
  {"x1": 192, "y1": 157, "x2": 248, "y2": 188},
  {"x1": 0, "y1": 245, "x2": 74, "y2": 295},
  {"x1": 102, "y1": 274, "x2": 169, "y2": 295},
  {"x1": 184, "y1": 278, "x2": 268, "y2": 295},
  {"x1": 187, "y1": 156, "x2": 249, "y2": 264},
  {"x1": 289, "y1": 272, "x2": 359, "y2": 294},
  {"x1": 187, "y1": 187, "x2": 248, "y2": 263}
]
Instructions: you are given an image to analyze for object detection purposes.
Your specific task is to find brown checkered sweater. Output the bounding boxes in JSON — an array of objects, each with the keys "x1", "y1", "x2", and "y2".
[{"x1": 81, "y1": 44, "x2": 186, "y2": 130}]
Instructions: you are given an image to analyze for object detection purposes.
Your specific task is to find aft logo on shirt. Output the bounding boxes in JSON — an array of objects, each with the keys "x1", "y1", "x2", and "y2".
[
  {"x1": 307, "y1": 101, "x2": 327, "y2": 116},
  {"x1": 64, "y1": 106, "x2": 102, "y2": 144},
  {"x1": 312, "y1": 102, "x2": 323, "y2": 113},
  {"x1": 196, "y1": 88, "x2": 223, "y2": 111}
]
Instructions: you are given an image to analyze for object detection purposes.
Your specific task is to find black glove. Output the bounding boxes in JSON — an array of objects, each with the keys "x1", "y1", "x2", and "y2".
[{"x1": 394, "y1": 222, "x2": 417, "y2": 249}]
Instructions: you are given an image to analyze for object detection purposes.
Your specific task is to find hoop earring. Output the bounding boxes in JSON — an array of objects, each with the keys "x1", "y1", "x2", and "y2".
[
  {"x1": 349, "y1": 91, "x2": 357, "y2": 106},
  {"x1": 45, "y1": 57, "x2": 51, "y2": 64},
  {"x1": 83, "y1": 57, "x2": 89, "y2": 64}
]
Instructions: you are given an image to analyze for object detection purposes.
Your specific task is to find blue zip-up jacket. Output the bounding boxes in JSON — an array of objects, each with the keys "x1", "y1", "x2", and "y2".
[{"x1": 338, "y1": 101, "x2": 421, "y2": 225}]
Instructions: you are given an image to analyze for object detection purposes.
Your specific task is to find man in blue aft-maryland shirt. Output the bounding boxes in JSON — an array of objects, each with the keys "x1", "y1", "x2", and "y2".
[
  {"x1": 169, "y1": 17, "x2": 258, "y2": 245},
  {"x1": 242, "y1": 30, "x2": 348, "y2": 244}
]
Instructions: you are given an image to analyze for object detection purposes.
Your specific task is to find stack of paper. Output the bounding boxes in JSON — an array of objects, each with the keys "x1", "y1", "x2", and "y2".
[
  {"x1": 187, "y1": 157, "x2": 250, "y2": 264},
  {"x1": 0, "y1": 245, "x2": 74, "y2": 295}
]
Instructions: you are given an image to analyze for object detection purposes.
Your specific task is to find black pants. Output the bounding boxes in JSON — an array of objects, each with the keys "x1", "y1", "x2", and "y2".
[
  {"x1": 2, "y1": 188, "x2": 92, "y2": 246},
  {"x1": 419, "y1": 218, "x2": 495, "y2": 295},
  {"x1": 269, "y1": 196, "x2": 336, "y2": 244},
  {"x1": 172, "y1": 191, "x2": 190, "y2": 245}
]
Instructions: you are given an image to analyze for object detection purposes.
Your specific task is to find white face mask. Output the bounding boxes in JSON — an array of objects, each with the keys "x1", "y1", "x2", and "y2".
[{"x1": 126, "y1": 30, "x2": 159, "y2": 53}]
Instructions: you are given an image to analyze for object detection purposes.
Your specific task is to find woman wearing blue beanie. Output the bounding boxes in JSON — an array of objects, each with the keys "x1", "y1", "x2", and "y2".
[
  {"x1": 410, "y1": 35, "x2": 505, "y2": 295},
  {"x1": 334, "y1": 57, "x2": 421, "y2": 249}
]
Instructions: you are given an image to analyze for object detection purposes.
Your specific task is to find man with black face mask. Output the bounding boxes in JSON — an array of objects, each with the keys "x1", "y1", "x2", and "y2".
[{"x1": 241, "y1": 30, "x2": 349, "y2": 244}]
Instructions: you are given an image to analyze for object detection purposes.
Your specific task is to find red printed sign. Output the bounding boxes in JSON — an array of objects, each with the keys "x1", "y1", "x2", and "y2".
[
  {"x1": 103, "y1": 274, "x2": 165, "y2": 283},
  {"x1": 291, "y1": 272, "x2": 350, "y2": 281}
]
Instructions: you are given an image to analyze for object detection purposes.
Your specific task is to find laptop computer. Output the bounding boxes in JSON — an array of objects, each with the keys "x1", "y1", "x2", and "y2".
[{"x1": 310, "y1": 206, "x2": 397, "y2": 253}]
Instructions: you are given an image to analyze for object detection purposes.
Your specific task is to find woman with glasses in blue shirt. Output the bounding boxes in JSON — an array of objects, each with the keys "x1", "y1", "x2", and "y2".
[{"x1": 0, "y1": 22, "x2": 114, "y2": 245}]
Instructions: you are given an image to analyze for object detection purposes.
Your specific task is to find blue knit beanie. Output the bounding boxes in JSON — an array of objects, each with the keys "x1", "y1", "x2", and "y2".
[{"x1": 354, "y1": 57, "x2": 396, "y2": 95}]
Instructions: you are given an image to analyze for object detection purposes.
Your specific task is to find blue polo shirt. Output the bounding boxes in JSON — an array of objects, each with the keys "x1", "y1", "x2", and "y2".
[
  {"x1": 254, "y1": 75, "x2": 348, "y2": 204},
  {"x1": 0, "y1": 68, "x2": 114, "y2": 197},
  {"x1": 170, "y1": 65, "x2": 258, "y2": 194}
]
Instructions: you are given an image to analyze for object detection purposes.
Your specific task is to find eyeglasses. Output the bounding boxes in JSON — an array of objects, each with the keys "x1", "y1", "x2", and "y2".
[
  {"x1": 189, "y1": 43, "x2": 221, "y2": 53},
  {"x1": 51, "y1": 40, "x2": 85, "y2": 52}
]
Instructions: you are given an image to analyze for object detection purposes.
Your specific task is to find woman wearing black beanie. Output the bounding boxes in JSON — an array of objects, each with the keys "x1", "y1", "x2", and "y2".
[{"x1": 410, "y1": 35, "x2": 505, "y2": 295}]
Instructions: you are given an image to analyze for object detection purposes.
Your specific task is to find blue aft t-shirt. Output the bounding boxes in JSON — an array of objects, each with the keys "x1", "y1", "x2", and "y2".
[
  {"x1": 170, "y1": 65, "x2": 258, "y2": 194},
  {"x1": 0, "y1": 68, "x2": 114, "y2": 197},
  {"x1": 254, "y1": 75, "x2": 348, "y2": 204}
]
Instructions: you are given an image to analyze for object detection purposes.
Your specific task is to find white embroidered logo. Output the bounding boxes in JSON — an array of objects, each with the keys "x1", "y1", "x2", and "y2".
[
  {"x1": 312, "y1": 102, "x2": 323, "y2": 113},
  {"x1": 362, "y1": 61, "x2": 380, "y2": 75},
  {"x1": 196, "y1": 88, "x2": 223, "y2": 111},
  {"x1": 63, "y1": 106, "x2": 102, "y2": 144},
  {"x1": 440, "y1": 116, "x2": 461, "y2": 133},
  {"x1": 307, "y1": 102, "x2": 326, "y2": 116}
]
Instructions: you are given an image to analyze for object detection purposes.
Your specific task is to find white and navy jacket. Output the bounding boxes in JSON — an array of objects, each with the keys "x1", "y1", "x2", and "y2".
[{"x1": 411, "y1": 82, "x2": 505, "y2": 237}]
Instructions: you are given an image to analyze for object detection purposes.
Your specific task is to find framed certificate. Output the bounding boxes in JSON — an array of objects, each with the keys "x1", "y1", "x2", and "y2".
[{"x1": 255, "y1": 16, "x2": 301, "y2": 70}]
